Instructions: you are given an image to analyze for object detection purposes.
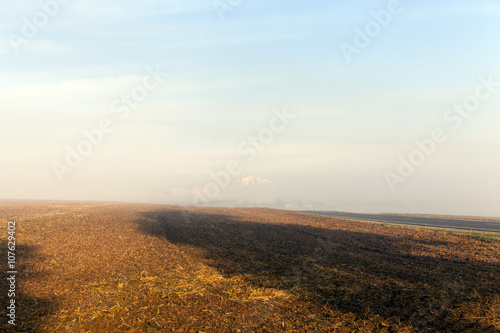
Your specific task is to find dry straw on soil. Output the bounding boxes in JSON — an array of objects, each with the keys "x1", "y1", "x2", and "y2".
[{"x1": 0, "y1": 202, "x2": 499, "y2": 332}]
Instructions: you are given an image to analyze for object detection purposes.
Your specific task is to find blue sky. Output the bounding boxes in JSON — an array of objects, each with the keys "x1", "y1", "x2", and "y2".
[{"x1": 1, "y1": 0, "x2": 500, "y2": 216}]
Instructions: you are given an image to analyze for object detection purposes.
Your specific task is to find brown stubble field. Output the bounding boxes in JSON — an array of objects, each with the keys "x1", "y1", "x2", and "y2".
[{"x1": 0, "y1": 202, "x2": 499, "y2": 332}]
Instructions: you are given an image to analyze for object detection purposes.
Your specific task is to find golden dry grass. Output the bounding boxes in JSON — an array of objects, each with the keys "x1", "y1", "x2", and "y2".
[{"x1": 0, "y1": 202, "x2": 499, "y2": 332}]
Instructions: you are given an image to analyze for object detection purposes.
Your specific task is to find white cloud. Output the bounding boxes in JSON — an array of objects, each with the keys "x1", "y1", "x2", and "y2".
[
  {"x1": 0, "y1": 74, "x2": 154, "y2": 114},
  {"x1": 69, "y1": 1, "x2": 208, "y2": 19},
  {"x1": 17, "y1": 39, "x2": 71, "y2": 55},
  {"x1": 234, "y1": 176, "x2": 272, "y2": 187}
]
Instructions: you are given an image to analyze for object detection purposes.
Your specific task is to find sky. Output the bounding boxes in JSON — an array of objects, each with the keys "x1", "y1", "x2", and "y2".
[{"x1": 1, "y1": 0, "x2": 500, "y2": 216}]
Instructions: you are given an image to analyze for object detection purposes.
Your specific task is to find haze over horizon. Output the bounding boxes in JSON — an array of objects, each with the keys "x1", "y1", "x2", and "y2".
[{"x1": 1, "y1": 0, "x2": 500, "y2": 217}]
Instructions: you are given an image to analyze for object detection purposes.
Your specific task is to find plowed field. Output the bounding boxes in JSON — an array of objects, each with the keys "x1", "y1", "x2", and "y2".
[{"x1": 1, "y1": 202, "x2": 499, "y2": 332}]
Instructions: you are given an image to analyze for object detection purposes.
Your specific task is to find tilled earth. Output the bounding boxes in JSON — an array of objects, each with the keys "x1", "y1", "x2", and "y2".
[{"x1": 0, "y1": 202, "x2": 499, "y2": 332}]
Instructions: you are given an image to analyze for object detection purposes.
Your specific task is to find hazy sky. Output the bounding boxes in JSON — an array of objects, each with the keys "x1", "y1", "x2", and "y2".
[{"x1": 1, "y1": 0, "x2": 500, "y2": 216}]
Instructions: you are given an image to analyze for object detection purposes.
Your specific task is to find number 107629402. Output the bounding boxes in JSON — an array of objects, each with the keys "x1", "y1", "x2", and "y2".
[{"x1": 7, "y1": 221, "x2": 16, "y2": 270}]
